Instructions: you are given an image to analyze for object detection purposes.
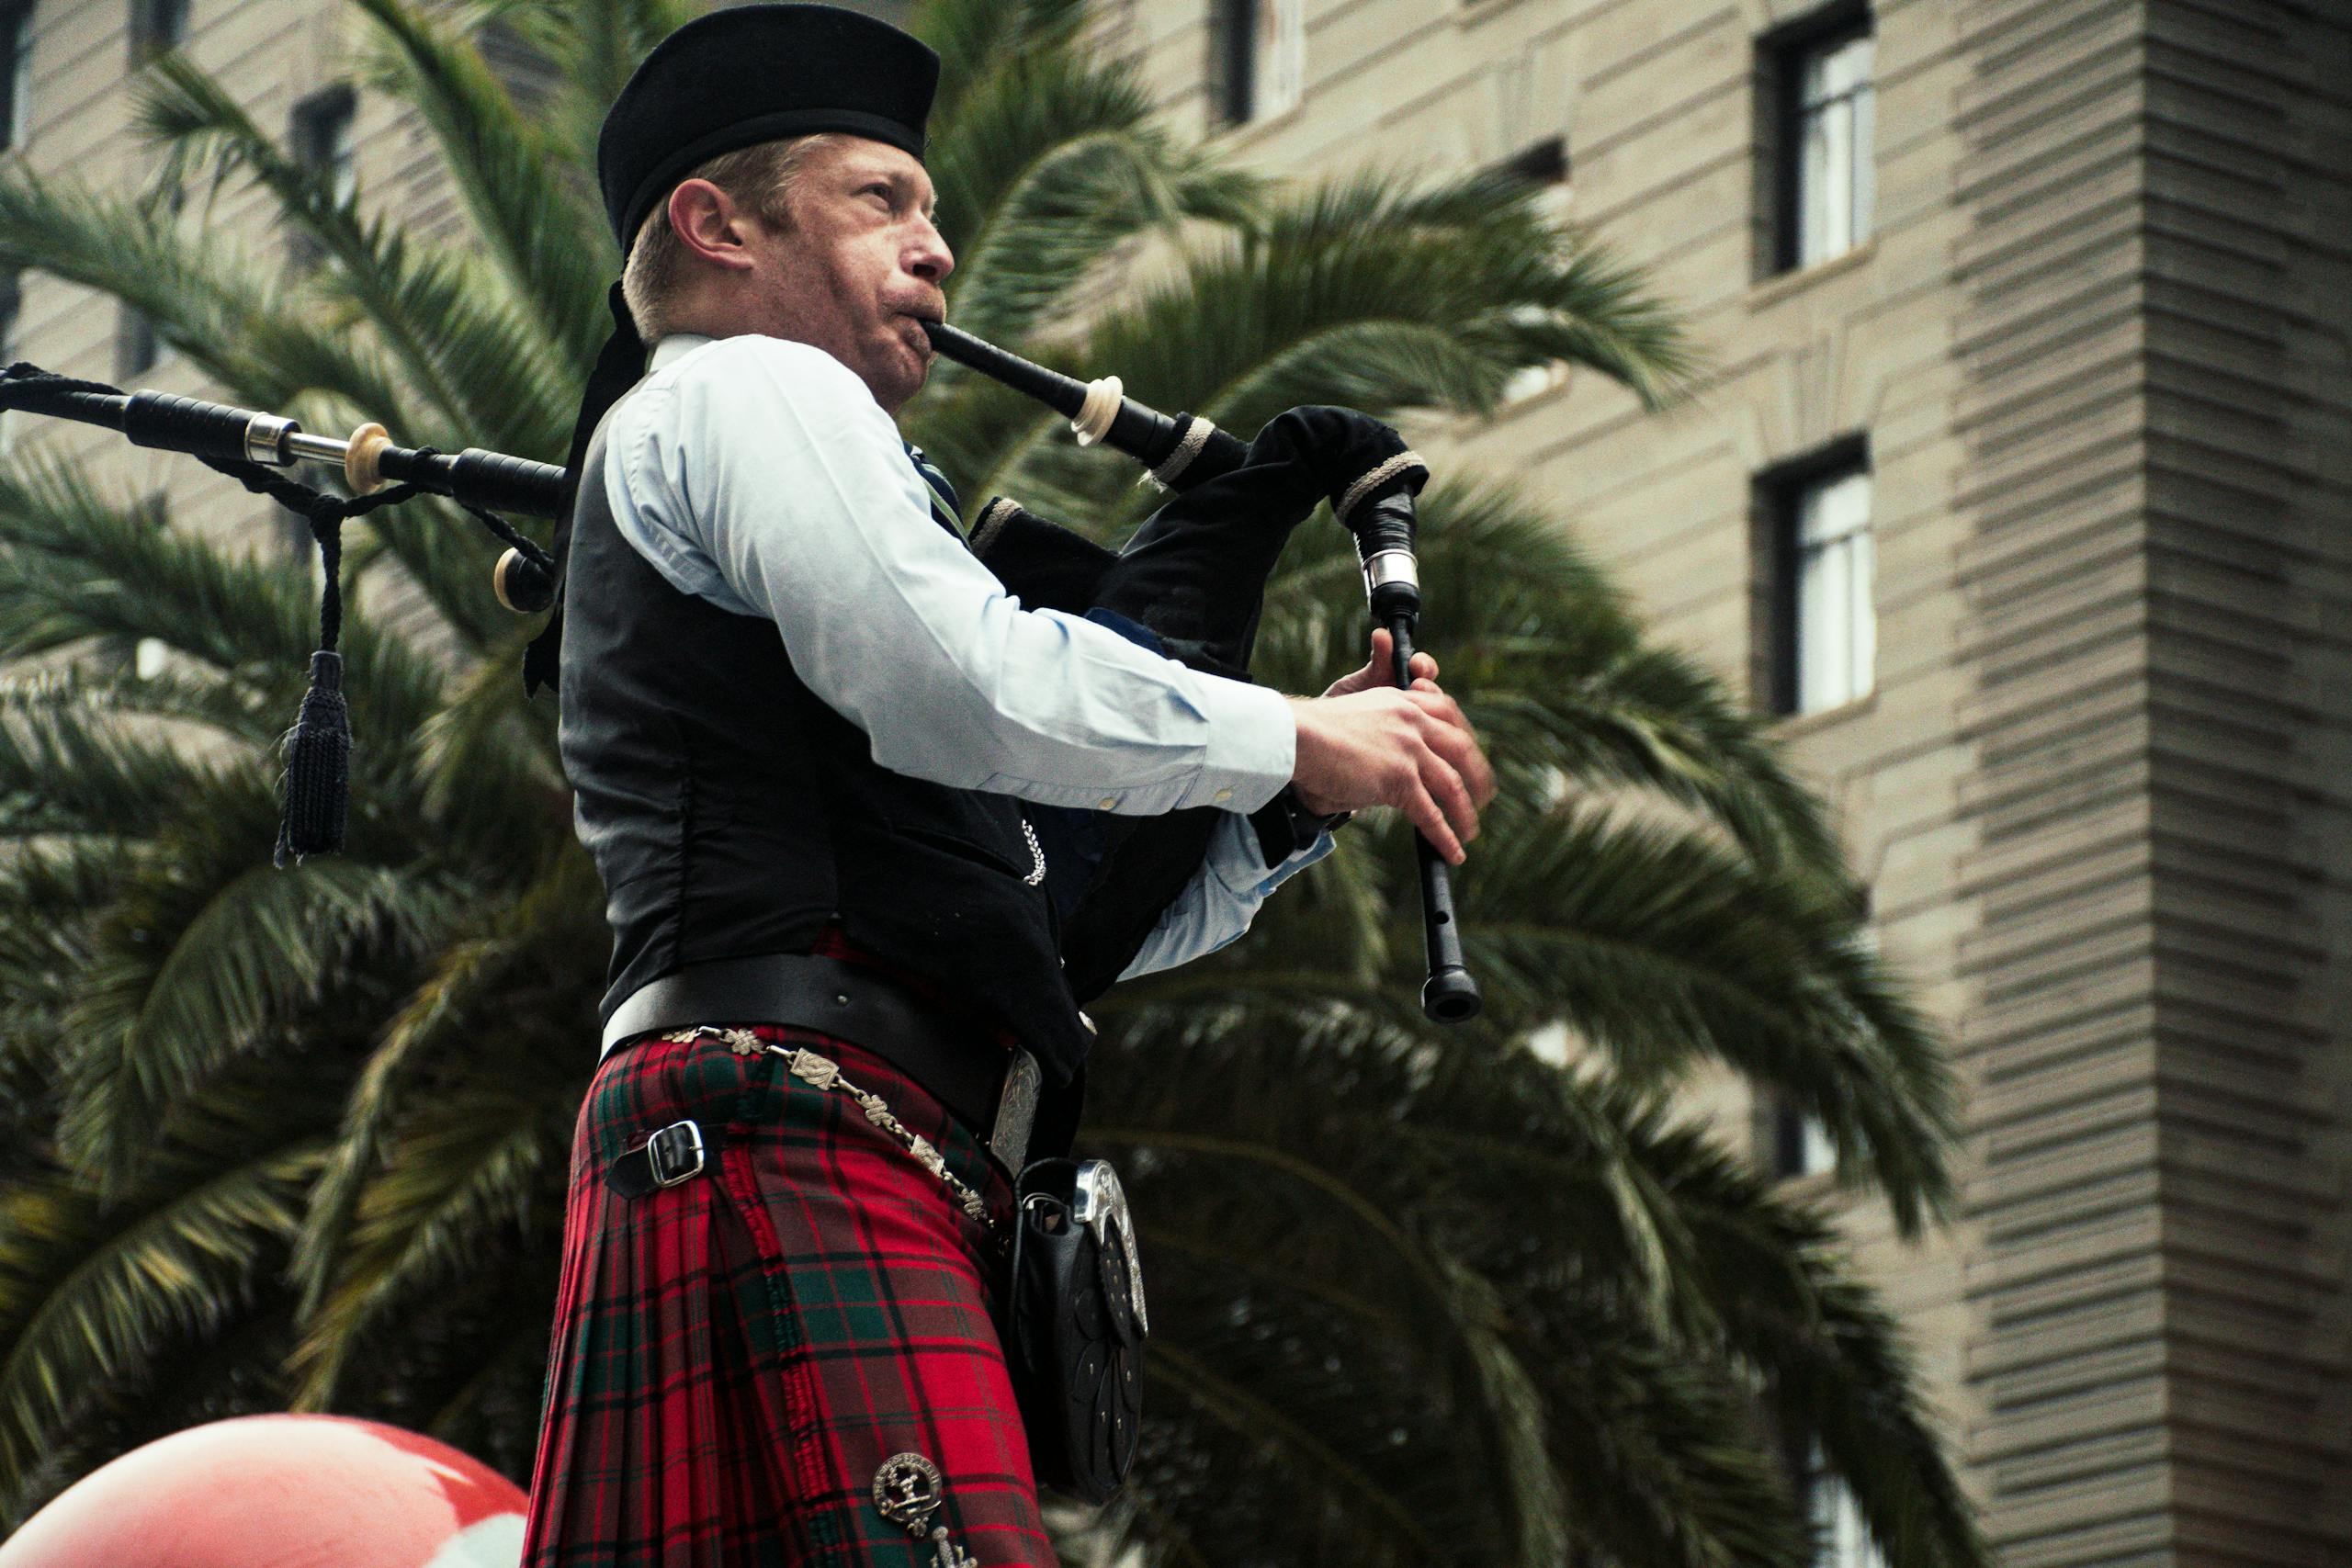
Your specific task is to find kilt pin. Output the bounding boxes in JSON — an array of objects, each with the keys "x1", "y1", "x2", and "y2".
[{"x1": 520, "y1": 946, "x2": 1052, "y2": 1568}]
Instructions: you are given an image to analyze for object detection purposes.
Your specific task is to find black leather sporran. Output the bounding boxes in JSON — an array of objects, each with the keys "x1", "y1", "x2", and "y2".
[{"x1": 1002, "y1": 1156, "x2": 1146, "y2": 1502}]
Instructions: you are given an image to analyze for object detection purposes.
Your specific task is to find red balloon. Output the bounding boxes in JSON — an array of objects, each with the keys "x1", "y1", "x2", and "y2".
[{"x1": 0, "y1": 1416, "x2": 526, "y2": 1568}]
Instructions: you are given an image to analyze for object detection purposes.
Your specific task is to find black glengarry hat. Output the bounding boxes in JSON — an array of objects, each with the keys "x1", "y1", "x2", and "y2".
[
  {"x1": 526, "y1": 4, "x2": 940, "y2": 696},
  {"x1": 597, "y1": 3, "x2": 941, "y2": 249}
]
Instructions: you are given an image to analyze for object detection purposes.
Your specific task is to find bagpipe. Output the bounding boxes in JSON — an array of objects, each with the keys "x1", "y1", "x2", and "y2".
[{"x1": 0, "y1": 325, "x2": 1479, "y2": 1021}]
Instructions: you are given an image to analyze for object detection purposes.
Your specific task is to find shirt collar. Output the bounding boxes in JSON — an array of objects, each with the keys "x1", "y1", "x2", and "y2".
[{"x1": 650, "y1": 333, "x2": 717, "y2": 372}]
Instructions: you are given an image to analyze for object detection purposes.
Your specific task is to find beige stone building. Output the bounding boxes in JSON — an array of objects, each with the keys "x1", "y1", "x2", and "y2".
[
  {"x1": 1110, "y1": 1, "x2": 2352, "y2": 1563},
  {"x1": 5, "y1": 0, "x2": 2348, "y2": 1563}
]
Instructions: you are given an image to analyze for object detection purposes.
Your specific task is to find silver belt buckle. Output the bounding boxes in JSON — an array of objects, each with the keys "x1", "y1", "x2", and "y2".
[
  {"x1": 645, "y1": 1120, "x2": 707, "y2": 1187},
  {"x1": 989, "y1": 1050, "x2": 1040, "y2": 1169}
]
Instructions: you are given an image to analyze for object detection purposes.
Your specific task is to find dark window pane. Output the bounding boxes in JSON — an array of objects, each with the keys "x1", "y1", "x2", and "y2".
[
  {"x1": 0, "y1": 270, "x2": 19, "y2": 447},
  {"x1": 128, "y1": 0, "x2": 188, "y2": 67},
  {"x1": 288, "y1": 85, "x2": 356, "y2": 269},
  {"x1": 291, "y1": 85, "x2": 356, "y2": 200},
  {"x1": 1206, "y1": 0, "x2": 1255, "y2": 127},
  {"x1": 1758, "y1": 444, "x2": 1873, "y2": 716},
  {"x1": 1765, "y1": 11, "x2": 1874, "y2": 274},
  {"x1": 1, "y1": 1, "x2": 33, "y2": 151},
  {"x1": 1494, "y1": 134, "x2": 1567, "y2": 187},
  {"x1": 1791, "y1": 467, "x2": 1873, "y2": 712},
  {"x1": 118, "y1": 303, "x2": 157, "y2": 379}
]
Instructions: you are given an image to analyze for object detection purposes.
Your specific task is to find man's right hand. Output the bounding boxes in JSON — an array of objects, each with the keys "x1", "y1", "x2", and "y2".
[{"x1": 1286, "y1": 681, "x2": 1494, "y2": 864}]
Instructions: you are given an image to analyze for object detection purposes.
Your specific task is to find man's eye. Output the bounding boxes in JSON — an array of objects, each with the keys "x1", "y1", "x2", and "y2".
[{"x1": 862, "y1": 184, "x2": 893, "y2": 203}]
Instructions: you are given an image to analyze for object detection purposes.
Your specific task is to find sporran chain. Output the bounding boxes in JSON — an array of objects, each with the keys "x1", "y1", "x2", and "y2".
[{"x1": 660, "y1": 1026, "x2": 993, "y2": 1227}]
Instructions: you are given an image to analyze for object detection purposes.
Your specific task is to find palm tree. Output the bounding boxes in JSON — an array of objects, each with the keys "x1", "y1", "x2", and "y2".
[{"x1": 0, "y1": 0, "x2": 1981, "y2": 1563}]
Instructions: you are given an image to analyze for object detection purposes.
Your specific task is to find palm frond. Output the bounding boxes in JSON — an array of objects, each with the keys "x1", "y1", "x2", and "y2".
[
  {"x1": 0, "y1": 1145, "x2": 323, "y2": 1507},
  {"x1": 293, "y1": 853, "x2": 599, "y2": 1319},
  {"x1": 1108, "y1": 170, "x2": 1689, "y2": 427},
  {"x1": 0, "y1": 687, "x2": 246, "y2": 843},
  {"x1": 930, "y1": 48, "x2": 1256, "y2": 347},
  {"x1": 0, "y1": 171, "x2": 413, "y2": 421},
  {"x1": 138, "y1": 53, "x2": 575, "y2": 461},
  {"x1": 57, "y1": 849, "x2": 459, "y2": 1191},
  {"x1": 914, "y1": 0, "x2": 1091, "y2": 125},
  {"x1": 478, "y1": 0, "x2": 705, "y2": 179},
  {"x1": 0, "y1": 664, "x2": 288, "y2": 749},
  {"x1": 0, "y1": 453, "x2": 448, "y2": 738},
  {"x1": 410, "y1": 631, "x2": 565, "y2": 870},
  {"x1": 291, "y1": 1079, "x2": 567, "y2": 1410},
  {"x1": 349, "y1": 0, "x2": 617, "y2": 378},
  {"x1": 1657, "y1": 1120, "x2": 1984, "y2": 1568},
  {"x1": 1457, "y1": 799, "x2": 1952, "y2": 1230}
]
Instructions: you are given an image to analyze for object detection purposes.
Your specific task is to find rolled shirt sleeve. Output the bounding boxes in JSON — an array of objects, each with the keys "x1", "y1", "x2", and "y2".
[
  {"x1": 604, "y1": 333, "x2": 1295, "y2": 817},
  {"x1": 1115, "y1": 812, "x2": 1335, "y2": 980}
]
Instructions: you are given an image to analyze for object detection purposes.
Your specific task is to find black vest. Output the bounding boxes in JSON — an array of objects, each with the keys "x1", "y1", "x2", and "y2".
[{"x1": 557, "y1": 407, "x2": 1094, "y2": 1087}]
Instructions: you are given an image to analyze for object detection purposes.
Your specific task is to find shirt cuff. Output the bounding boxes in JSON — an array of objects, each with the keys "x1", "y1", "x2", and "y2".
[{"x1": 1173, "y1": 679, "x2": 1295, "y2": 813}]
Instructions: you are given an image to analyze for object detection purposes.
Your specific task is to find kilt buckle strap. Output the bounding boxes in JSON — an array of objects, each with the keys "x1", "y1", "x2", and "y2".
[{"x1": 607, "y1": 1119, "x2": 707, "y2": 1198}]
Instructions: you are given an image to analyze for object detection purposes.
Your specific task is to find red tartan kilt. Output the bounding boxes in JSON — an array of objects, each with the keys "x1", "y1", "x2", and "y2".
[{"x1": 519, "y1": 1024, "x2": 1053, "y2": 1567}]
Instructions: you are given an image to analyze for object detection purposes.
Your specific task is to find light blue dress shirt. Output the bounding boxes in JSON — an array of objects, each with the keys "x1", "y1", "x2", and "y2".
[{"x1": 601, "y1": 333, "x2": 1331, "y2": 978}]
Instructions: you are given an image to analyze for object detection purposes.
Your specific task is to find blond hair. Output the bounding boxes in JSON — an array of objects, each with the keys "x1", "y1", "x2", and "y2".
[{"x1": 619, "y1": 134, "x2": 843, "y2": 343}]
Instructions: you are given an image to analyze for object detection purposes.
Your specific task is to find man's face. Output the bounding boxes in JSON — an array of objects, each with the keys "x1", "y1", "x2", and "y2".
[{"x1": 741, "y1": 137, "x2": 952, "y2": 414}]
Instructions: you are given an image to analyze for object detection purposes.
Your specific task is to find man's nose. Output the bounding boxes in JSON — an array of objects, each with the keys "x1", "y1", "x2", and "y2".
[{"x1": 906, "y1": 215, "x2": 954, "y2": 283}]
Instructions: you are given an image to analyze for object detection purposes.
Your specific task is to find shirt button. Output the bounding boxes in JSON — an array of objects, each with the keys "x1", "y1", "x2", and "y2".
[
  {"x1": 1099, "y1": 796, "x2": 1119, "y2": 809},
  {"x1": 1214, "y1": 787, "x2": 1234, "y2": 804}
]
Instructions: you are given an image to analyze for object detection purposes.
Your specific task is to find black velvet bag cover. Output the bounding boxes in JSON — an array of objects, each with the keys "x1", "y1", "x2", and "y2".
[
  {"x1": 976, "y1": 406, "x2": 1415, "y2": 998},
  {"x1": 1003, "y1": 1158, "x2": 1146, "y2": 1503}
]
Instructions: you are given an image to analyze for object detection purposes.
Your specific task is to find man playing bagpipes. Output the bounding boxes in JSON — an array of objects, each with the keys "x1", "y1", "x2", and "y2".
[{"x1": 515, "y1": 7, "x2": 1492, "y2": 1563}]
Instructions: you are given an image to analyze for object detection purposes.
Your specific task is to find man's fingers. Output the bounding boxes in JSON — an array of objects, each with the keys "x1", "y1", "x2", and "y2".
[
  {"x1": 1445, "y1": 732, "x2": 1497, "y2": 811},
  {"x1": 1407, "y1": 684, "x2": 1497, "y2": 807},
  {"x1": 1408, "y1": 651, "x2": 1438, "y2": 682},
  {"x1": 1407, "y1": 683, "x2": 1467, "y2": 728},
  {"x1": 1400, "y1": 778, "x2": 1465, "y2": 863},
  {"x1": 1419, "y1": 748, "x2": 1478, "y2": 844}
]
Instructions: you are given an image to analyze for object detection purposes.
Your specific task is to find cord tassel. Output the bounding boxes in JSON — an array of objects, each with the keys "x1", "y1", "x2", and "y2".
[{"x1": 275, "y1": 650, "x2": 350, "y2": 864}]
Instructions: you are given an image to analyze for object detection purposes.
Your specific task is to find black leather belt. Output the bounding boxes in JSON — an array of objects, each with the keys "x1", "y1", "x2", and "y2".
[{"x1": 602, "y1": 952, "x2": 1042, "y2": 1173}]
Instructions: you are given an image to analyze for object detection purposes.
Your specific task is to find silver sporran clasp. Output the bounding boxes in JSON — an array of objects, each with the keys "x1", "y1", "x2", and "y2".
[{"x1": 1070, "y1": 1158, "x2": 1147, "y2": 1335}]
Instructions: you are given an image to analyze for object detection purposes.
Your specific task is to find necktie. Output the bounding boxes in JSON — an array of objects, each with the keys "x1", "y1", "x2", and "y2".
[{"x1": 906, "y1": 445, "x2": 964, "y2": 541}]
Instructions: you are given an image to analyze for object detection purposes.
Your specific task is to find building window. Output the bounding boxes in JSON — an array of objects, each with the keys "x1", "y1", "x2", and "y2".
[
  {"x1": 1763, "y1": 447, "x2": 1872, "y2": 716},
  {"x1": 1771, "y1": 1101, "x2": 1836, "y2": 1179},
  {"x1": 1491, "y1": 137, "x2": 1572, "y2": 404},
  {"x1": 1, "y1": 0, "x2": 33, "y2": 152},
  {"x1": 117, "y1": 176, "x2": 179, "y2": 379},
  {"x1": 1768, "y1": 9, "x2": 1873, "y2": 273},
  {"x1": 0, "y1": 270, "x2": 18, "y2": 450},
  {"x1": 1769, "y1": 896, "x2": 1871, "y2": 1179},
  {"x1": 117, "y1": 304, "x2": 158, "y2": 379},
  {"x1": 1206, "y1": 0, "x2": 1302, "y2": 129},
  {"x1": 127, "y1": 0, "x2": 187, "y2": 68},
  {"x1": 288, "y1": 85, "x2": 356, "y2": 269}
]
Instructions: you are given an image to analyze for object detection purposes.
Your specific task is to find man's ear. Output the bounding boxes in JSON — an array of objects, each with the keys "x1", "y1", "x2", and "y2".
[{"x1": 667, "y1": 179, "x2": 757, "y2": 272}]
